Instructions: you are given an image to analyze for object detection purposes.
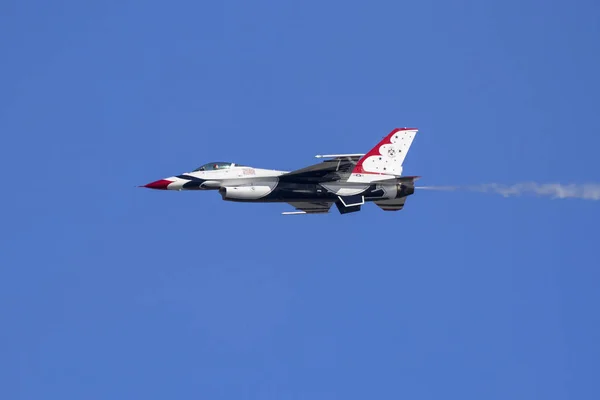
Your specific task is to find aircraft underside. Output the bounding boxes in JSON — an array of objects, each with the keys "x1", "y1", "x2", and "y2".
[{"x1": 218, "y1": 180, "x2": 416, "y2": 214}]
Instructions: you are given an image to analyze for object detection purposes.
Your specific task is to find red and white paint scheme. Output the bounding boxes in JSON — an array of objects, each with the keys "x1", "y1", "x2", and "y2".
[
  {"x1": 347, "y1": 128, "x2": 418, "y2": 183},
  {"x1": 141, "y1": 163, "x2": 286, "y2": 192},
  {"x1": 141, "y1": 127, "x2": 420, "y2": 215}
]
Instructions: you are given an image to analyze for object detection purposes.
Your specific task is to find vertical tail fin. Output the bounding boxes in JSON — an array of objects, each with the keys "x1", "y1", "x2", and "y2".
[{"x1": 351, "y1": 128, "x2": 418, "y2": 178}]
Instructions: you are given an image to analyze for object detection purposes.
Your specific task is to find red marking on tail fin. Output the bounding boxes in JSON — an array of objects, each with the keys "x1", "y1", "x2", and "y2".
[{"x1": 352, "y1": 128, "x2": 417, "y2": 175}]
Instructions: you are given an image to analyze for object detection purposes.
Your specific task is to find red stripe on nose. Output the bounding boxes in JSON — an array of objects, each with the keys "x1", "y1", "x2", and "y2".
[{"x1": 143, "y1": 179, "x2": 173, "y2": 190}]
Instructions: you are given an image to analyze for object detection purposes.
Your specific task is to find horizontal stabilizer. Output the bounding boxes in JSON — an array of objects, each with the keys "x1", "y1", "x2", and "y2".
[
  {"x1": 375, "y1": 175, "x2": 421, "y2": 184},
  {"x1": 397, "y1": 175, "x2": 421, "y2": 182},
  {"x1": 374, "y1": 197, "x2": 408, "y2": 211}
]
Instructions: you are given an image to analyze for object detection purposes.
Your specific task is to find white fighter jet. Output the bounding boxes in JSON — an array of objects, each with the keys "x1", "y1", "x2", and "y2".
[{"x1": 141, "y1": 127, "x2": 420, "y2": 215}]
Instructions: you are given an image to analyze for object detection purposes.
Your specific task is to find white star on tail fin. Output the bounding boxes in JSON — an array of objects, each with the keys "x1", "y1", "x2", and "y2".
[{"x1": 348, "y1": 128, "x2": 418, "y2": 182}]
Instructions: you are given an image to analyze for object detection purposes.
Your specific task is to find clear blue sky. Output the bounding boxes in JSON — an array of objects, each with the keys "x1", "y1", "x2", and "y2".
[{"x1": 2, "y1": 1, "x2": 599, "y2": 399}]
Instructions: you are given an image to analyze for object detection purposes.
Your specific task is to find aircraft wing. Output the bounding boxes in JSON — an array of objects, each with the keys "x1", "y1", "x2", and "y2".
[
  {"x1": 283, "y1": 201, "x2": 333, "y2": 215},
  {"x1": 279, "y1": 155, "x2": 362, "y2": 183}
]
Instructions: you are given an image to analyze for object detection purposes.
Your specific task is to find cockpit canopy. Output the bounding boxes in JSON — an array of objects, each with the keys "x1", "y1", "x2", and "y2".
[{"x1": 193, "y1": 162, "x2": 245, "y2": 171}]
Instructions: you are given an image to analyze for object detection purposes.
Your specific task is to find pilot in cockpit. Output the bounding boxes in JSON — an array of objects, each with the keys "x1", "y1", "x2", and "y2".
[{"x1": 193, "y1": 162, "x2": 237, "y2": 172}]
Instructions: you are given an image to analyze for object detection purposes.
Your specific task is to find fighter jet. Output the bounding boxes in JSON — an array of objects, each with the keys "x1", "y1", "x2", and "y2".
[{"x1": 141, "y1": 127, "x2": 420, "y2": 215}]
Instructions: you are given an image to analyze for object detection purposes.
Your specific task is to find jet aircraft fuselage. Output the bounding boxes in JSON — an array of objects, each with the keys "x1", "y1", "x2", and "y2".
[{"x1": 141, "y1": 128, "x2": 420, "y2": 214}]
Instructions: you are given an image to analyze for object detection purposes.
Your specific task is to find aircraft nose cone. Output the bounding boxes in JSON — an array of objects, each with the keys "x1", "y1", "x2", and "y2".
[{"x1": 142, "y1": 179, "x2": 173, "y2": 190}]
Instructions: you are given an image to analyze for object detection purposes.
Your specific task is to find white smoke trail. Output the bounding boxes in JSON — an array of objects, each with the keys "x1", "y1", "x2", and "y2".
[{"x1": 416, "y1": 183, "x2": 600, "y2": 200}]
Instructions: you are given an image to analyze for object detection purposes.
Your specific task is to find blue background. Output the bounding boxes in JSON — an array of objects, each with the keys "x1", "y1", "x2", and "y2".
[{"x1": 2, "y1": 1, "x2": 599, "y2": 398}]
